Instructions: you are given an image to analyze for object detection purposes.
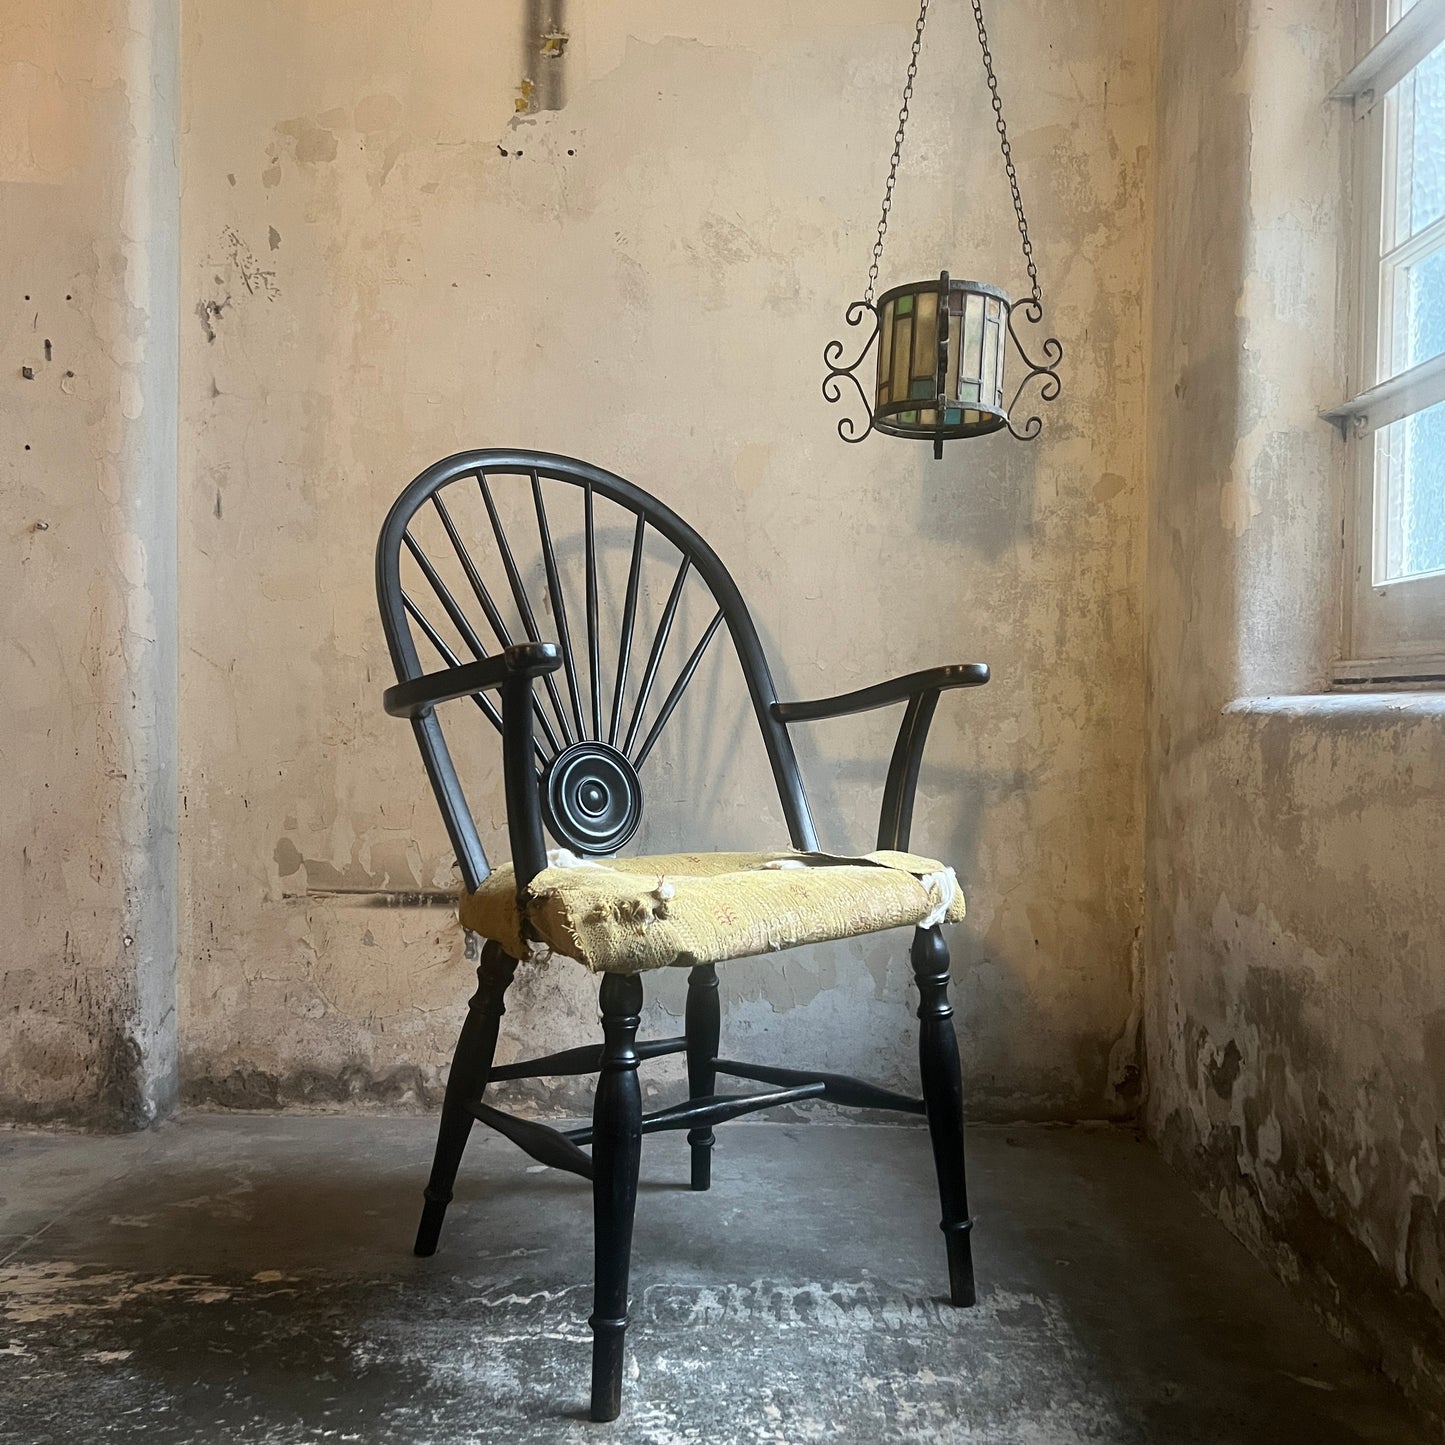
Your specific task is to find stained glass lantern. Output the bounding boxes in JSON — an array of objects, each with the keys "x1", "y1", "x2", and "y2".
[{"x1": 873, "y1": 275, "x2": 1011, "y2": 447}]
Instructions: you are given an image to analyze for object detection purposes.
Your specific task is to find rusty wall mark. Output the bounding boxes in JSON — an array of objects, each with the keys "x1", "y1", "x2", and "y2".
[
  {"x1": 195, "y1": 227, "x2": 276, "y2": 343},
  {"x1": 196, "y1": 297, "x2": 228, "y2": 344},
  {"x1": 219, "y1": 227, "x2": 278, "y2": 300},
  {"x1": 519, "y1": 0, "x2": 568, "y2": 114}
]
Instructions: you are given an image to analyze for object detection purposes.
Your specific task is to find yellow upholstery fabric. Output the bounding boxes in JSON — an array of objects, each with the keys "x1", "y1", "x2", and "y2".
[{"x1": 458, "y1": 849, "x2": 966, "y2": 973}]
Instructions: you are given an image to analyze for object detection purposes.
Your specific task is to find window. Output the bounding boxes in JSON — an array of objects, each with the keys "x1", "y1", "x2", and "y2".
[{"x1": 1329, "y1": 0, "x2": 1445, "y2": 681}]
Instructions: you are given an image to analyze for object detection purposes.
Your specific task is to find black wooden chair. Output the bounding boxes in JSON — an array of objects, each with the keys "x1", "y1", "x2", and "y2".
[{"x1": 376, "y1": 449, "x2": 989, "y2": 1421}]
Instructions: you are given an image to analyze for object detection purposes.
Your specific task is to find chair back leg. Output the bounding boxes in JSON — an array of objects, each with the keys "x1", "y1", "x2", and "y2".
[
  {"x1": 911, "y1": 925, "x2": 977, "y2": 1307},
  {"x1": 684, "y1": 963, "x2": 721, "y2": 1190},
  {"x1": 414, "y1": 942, "x2": 518, "y2": 1257},
  {"x1": 589, "y1": 972, "x2": 645, "y2": 1422}
]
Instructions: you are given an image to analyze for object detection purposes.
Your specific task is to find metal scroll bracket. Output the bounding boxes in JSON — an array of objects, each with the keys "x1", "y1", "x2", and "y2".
[
  {"x1": 1002, "y1": 298, "x2": 1063, "y2": 442},
  {"x1": 821, "y1": 299, "x2": 881, "y2": 444}
]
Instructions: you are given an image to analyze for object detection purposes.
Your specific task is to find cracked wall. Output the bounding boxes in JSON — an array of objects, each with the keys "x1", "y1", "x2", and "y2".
[
  {"x1": 0, "y1": 1, "x2": 180, "y2": 1126},
  {"x1": 1145, "y1": 0, "x2": 1445, "y2": 1421},
  {"x1": 176, "y1": 1, "x2": 1152, "y2": 1119}
]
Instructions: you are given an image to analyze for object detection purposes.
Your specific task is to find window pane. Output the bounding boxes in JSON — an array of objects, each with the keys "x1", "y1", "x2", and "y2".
[
  {"x1": 1393, "y1": 40, "x2": 1445, "y2": 242},
  {"x1": 1376, "y1": 399, "x2": 1445, "y2": 582},
  {"x1": 1390, "y1": 242, "x2": 1445, "y2": 372}
]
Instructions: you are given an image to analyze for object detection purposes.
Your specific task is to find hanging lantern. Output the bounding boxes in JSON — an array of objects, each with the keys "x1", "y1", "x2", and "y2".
[
  {"x1": 823, "y1": 0, "x2": 1062, "y2": 459},
  {"x1": 873, "y1": 274, "x2": 1010, "y2": 442}
]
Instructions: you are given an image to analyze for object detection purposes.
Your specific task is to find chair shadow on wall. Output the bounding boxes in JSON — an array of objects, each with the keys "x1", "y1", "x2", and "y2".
[{"x1": 550, "y1": 522, "x2": 1011, "y2": 1097}]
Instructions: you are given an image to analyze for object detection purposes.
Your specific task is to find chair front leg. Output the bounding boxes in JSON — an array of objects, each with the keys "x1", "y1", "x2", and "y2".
[
  {"x1": 910, "y1": 924, "x2": 976, "y2": 1307},
  {"x1": 684, "y1": 963, "x2": 720, "y2": 1190},
  {"x1": 414, "y1": 940, "x2": 518, "y2": 1257},
  {"x1": 589, "y1": 972, "x2": 644, "y2": 1422}
]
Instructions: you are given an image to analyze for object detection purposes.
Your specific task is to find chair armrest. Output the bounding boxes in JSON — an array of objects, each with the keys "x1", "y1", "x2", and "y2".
[
  {"x1": 769, "y1": 663, "x2": 989, "y2": 723},
  {"x1": 383, "y1": 642, "x2": 562, "y2": 718}
]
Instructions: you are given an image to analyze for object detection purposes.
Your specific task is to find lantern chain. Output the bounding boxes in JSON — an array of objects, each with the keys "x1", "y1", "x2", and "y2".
[
  {"x1": 865, "y1": 0, "x2": 930, "y2": 306},
  {"x1": 971, "y1": 0, "x2": 1041, "y2": 307}
]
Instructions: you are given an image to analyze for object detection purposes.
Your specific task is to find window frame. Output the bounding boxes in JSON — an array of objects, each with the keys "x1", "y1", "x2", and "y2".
[{"x1": 1332, "y1": 0, "x2": 1445, "y2": 683}]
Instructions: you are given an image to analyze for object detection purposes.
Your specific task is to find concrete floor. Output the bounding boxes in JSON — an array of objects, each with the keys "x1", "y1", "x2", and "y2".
[{"x1": 0, "y1": 1117, "x2": 1429, "y2": 1444}]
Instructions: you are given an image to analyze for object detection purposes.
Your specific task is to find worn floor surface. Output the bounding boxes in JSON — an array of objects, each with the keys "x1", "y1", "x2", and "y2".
[{"x1": 0, "y1": 1116, "x2": 1429, "y2": 1444}]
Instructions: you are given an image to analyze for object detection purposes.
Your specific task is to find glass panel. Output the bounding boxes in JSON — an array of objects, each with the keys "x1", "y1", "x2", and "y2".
[
  {"x1": 890, "y1": 314, "x2": 912, "y2": 405},
  {"x1": 1375, "y1": 397, "x2": 1445, "y2": 582},
  {"x1": 899, "y1": 409, "x2": 918, "y2": 425},
  {"x1": 957, "y1": 379, "x2": 981, "y2": 403},
  {"x1": 875, "y1": 300, "x2": 894, "y2": 406},
  {"x1": 895, "y1": 292, "x2": 914, "y2": 316},
  {"x1": 918, "y1": 408, "x2": 937, "y2": 426},
  {"x1": 980, "y1": 317, "x2": 1000, "y2": 409},
  {"x1": 944, "y1": 407, "x2": 963, "y2": 426},
  {"x1": 911, "y1": 291, "x2": 939, "y2": 385},
  {"x1": 1392, "y1": 39, "x2": 1445, "y2": 243},
  {"x1": 960, "y1": 293, "x2": 984, "y2": 383},
  {"x1": 1390, "y1": 242, "x2": 1445, "y2": 373},
  {"x1": 944, "y1": 308, "x2": 962, "y2": 401}
]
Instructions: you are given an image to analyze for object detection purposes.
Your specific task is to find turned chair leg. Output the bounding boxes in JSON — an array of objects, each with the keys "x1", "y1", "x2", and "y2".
[
  {"x1": 414, "y1": 941, "x2": 518, "y2": 1258},
  {"x1": 911, "y1": 924, "x2": 976, "y2": 1307},
  {"x1": 589, "y1": 973, "x2": 644, "y2": 1422},
  {"x1": 684, "y1": 963, "x2": 720, "y2": 1191}
]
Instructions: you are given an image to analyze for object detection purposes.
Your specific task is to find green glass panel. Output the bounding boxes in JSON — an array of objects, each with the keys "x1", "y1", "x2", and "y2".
[
  {"x1": 909, "y1": 378, "x2": 933, "y2": 400},
  {"x1": 945, "y1": 407, "x2": 962, "y2": 425},
  {"x1": 875, "y1": 300, "x2": 894, "y2": 408},
  {"x1": 896, "y1": 293, "x2": 914, "y2": 316},
  {"x1": 890, "y1": 314, "x2": 912, "y2": 404},
  {"x1": 899, "y1": 409, "x2": 917, "y2": 424}
]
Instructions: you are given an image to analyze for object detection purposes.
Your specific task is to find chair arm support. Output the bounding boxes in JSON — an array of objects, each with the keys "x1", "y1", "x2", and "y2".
[
  {"x1": 770, "y1": 663, "x2": 990, "y2": 852},
  {"x1": 769, "y1": 663, "x2": 989, "y2": 723},
  {"x1": 877, "y1": 692, "x2": 940, "y2": 852},
  {"x1": 383, "y1": 642, "x2": 559, "y2": 890},
  {"x1": 382, "y1": 642, "x2": 562, "y2": 718}
]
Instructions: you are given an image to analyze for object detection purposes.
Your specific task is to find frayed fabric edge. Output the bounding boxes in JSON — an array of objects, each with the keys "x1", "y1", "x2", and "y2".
[{"x1": 917, "y1": 867, "x2": 959, "y2": 929}]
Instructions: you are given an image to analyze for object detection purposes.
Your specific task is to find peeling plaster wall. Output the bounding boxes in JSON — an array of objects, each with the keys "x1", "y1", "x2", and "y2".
[
  {"x1": 1145, "y1": 0, "x2": 1445, "y2": 1419},
  {"x1": 177, "y1": 1, "x2": 1151, "y2": 1120},
  {"x1": 0, "y1": 1, "x2": 180, "y2": 1126},
  {"x1": 177, "y1": 0, "x2": 1150, "y2": 1115}
]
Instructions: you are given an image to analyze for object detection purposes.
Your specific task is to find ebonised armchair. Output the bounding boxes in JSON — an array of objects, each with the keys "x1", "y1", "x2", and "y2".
[{"x1": 376, "y1": 449, "x2": 989, "y2": 1421}]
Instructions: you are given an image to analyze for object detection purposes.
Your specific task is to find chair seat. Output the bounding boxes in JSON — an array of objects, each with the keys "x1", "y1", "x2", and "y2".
[{"x1": 458, "y1": 848, "x2": 966, "y2": 973}]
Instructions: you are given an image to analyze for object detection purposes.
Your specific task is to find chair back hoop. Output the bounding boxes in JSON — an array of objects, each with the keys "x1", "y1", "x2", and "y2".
[{"x1": 376, "y1": 450, "x2": 818, "y2": 891}]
